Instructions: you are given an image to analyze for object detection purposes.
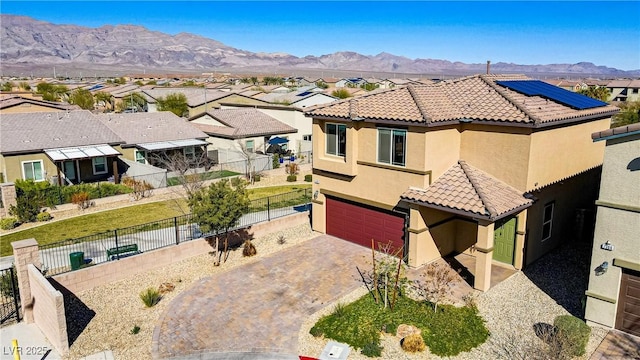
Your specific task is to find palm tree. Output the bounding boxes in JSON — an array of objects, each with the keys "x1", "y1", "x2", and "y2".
[{"x1": 578, "y1": 86, "x2": 610, "y2": 102}]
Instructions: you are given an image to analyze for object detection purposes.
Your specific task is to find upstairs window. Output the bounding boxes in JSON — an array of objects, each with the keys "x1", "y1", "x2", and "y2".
[
  {"x1": 378, "y1": 128, "x2": 406, "y2": 166},
  {"x1": 246, "y1": 140, "x2": 255, "y2": 153},
  {"x1": 326, "y1": 123, "x2": 346, "y2": 157},
  {"x1": 541, "y1": 202, "x2": 554, "y2": 241}
]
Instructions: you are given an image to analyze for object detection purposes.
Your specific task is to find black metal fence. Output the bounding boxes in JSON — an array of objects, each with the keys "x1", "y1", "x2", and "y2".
[
  {"x1": 39, "y1": 189, "x2": 311, "y2": 277},
  {"x1": 0, "y1": 266, "x2": 21, "y2": 326}
]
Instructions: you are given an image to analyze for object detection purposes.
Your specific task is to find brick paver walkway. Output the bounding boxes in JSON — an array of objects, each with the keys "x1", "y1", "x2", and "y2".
[{"x1": 151, "y1": 235, "x2": 371, "y2": 359}]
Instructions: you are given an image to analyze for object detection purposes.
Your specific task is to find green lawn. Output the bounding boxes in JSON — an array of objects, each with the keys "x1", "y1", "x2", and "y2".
[
  {"x1": 1, "y1": 184, "x2": 312, "y2": 256},
  {"x1": 310, "y1": 292, "x2": 489, "y2": 357}
]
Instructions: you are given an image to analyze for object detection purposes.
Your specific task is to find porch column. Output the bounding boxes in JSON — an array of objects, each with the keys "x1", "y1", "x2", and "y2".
[
  {"x1": 407, "y1": 205, "x2": 442, "y2": 268},
  {"x1": 474, "y1": 221, "x2": 495, "y2": 292},
  {"x1": 514, "y1": 210, "x2": 528, "y2": 270},
  {"x1": 56, "y1": 163, "x2": 62, "y2": 186},
  {"x1": 112, "y1": 158, "x2": 120, "y2": 184}
]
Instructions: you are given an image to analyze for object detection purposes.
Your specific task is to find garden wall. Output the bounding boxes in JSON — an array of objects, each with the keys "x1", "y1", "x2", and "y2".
[
  {"x1": 27, "y1": 264, "x2": 69, "y2": 355},
  {"x1": 52, "y1": 212, "x2": 309, "y2": 293}
]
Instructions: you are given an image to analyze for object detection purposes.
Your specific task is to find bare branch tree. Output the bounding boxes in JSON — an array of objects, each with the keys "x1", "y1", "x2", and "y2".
[
  {"x1": 413, "y1": 261, "x2": 461, "y2": 313},
  {"x1": 236, "y1": 140, "x2": 263, "y2": 184}
]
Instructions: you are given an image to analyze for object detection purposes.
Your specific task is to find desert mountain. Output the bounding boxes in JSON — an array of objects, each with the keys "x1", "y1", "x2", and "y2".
[{"x1": 1, "y1": 15, "x2": 638, "y2": 77}]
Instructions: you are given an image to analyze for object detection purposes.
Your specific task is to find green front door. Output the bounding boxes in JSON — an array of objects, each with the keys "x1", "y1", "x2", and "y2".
[{"x1": 493, "y1": 216, "x2": 516, "y2": 264}]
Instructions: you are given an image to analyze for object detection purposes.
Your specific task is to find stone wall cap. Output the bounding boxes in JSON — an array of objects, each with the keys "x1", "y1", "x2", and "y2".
[{"x1": 11, "y1": 238, "x2": 38, "y2": 249}]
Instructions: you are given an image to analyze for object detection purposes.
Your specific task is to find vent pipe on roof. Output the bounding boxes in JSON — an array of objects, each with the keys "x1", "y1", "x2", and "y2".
[{"x1": 486, "y1": 61, "x2": 491, "y2": 75}]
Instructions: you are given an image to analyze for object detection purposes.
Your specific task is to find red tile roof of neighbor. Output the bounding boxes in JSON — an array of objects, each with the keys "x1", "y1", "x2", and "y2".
[
  {"x1": 592, "y1": 122, "x2": 640, "y2": 141},
  {"x1": 191, "y1": 108, "x2": 297, "y2": 139},
  {"x1": 401, "y1": 160, "x2": 532, "y2": 221},
  {"x1": 305, "y1": 74, "x2": 619, "y2": 127}
]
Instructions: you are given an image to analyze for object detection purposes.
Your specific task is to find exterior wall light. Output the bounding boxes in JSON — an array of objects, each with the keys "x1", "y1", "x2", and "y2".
[
  {"x1": 313, "y1": 190, "x2": 319, "y2": 200},
  {"x1": 595, "y1": 261, "x2": 609, "y2": 276}
]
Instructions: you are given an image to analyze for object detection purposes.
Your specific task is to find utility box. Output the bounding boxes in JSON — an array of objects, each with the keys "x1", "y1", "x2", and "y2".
[{"x1": 69, "y1": 252, "x2": 85, "y2": 270}]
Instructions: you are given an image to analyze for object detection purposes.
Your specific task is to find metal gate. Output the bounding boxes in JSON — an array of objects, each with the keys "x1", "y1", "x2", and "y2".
[{"x1": 0, "y1": 266, "x2": 21, "y2": 326}]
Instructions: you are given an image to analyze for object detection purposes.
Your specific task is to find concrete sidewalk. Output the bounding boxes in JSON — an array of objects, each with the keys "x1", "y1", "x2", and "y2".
[{"x1": 0, "y1": 322, "x2": 61, "y2": 360}]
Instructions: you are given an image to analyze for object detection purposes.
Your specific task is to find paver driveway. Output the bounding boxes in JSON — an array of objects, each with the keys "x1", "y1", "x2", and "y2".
[{"x1": 152, "y1": 235, "x2": 372, "y2": 359}]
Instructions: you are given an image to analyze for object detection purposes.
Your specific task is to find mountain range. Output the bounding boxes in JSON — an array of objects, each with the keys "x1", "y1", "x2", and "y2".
[{"x1": 2, "y1": 15, "x2": 638, "y2": 78}]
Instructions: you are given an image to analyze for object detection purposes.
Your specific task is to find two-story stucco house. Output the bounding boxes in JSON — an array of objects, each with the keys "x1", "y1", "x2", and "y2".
[
  {"x1": 305, "y1": 74, "x2": 619, "y2": 291},
  {"x1": 585, "y1": 123, "x2": 640, "y2": 337}
]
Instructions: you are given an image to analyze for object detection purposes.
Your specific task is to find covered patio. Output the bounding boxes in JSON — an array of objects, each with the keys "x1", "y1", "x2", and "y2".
[{"x1": 44, "y1": 144, "x2": 122, "y2": 185}]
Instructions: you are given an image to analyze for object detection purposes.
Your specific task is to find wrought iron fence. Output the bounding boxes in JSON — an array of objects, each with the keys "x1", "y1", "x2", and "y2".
[
  {"x1": 0, "y1": 266, "x2": 21, "y2": 326},
  {"x1": 39, "y1": 189, "x2": 311, "y2": 277}
]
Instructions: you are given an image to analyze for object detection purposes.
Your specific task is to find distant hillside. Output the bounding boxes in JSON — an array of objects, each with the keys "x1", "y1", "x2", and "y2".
[{"x1": 2, "y1": 15, "x2": 638, "y2": 78}]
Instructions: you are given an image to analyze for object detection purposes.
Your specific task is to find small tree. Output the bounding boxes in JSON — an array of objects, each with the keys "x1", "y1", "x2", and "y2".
[
  {"x1": 577, "y1": 86, "x2": 610, "y2": 102},
  {"x1": 188, "y1": 179, "x2": 250, "y2": 264},
  {"x1": 9, "y1": 180, "x2": 49, "y2": 223},
  {"x1": 236, "y1": 140, "x2": 262, "y2": 183},
  {"x1": 95, "y1": 91, "x2": 114, "y2": 112},
  {"x1": 1, "y1": 81, "x2": 15, "y2": 91},
  {"x1": 413, "y1": 262, "x2": 461, "y2": 313},
  {"x1": 117, "y1": 92, "x2": 147, "y2": 112},
  {"x1": 157, "y1": 93, "x2": 188, "y2": 117},
  {"x1": 331, "y1": 88, "x2": 352, "y2": 99},
  {"x1": 363, "y1": 240, "x2": 408, "y2": 310},
  {"x1": 612, "y1": 100, "x2": 640, "y2": 127},
  {"x1": 69, "y1": 88, "x2": 95, "y2": 110}
]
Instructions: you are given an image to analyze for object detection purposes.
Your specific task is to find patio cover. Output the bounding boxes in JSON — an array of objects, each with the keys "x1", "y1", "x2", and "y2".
[
  {"x1": 45, "y1": 144, "x2": 121, "y2": 161},
  {"x1": 268, "y1": 136, "x2": 289, "y2": 145},
  {"x1": 137, "y1": 139, "x2": 208, "y2": 151}
]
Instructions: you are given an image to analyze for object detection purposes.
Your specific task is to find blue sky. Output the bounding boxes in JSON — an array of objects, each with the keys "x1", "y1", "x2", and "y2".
[{"x1": 2, "y1": 1, "x2": 640, "y2": 70}]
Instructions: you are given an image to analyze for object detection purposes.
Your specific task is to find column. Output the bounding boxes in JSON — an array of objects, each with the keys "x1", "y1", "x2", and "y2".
[
  {"x1": 514, "y1": 210, "x2": 528, "y2": 270},
  {"x1": 11, "y1": 238, "x2": 42, "y2": 323},
  {"x1": 474, "y1": 221, "x2": 495, "y2": 292}
]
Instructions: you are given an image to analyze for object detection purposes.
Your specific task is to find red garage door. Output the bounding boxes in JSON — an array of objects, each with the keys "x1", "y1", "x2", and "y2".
[
  {"x1": 616, "y1": 269, "x2": 640, "y2": 337},
  {"x1": 326, "y1": 197, "x2": 405, "y2": 255}
]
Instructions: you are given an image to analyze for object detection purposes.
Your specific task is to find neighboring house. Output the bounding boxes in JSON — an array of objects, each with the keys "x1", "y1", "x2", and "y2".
[
  {"x1": 258, "y1": 86, "x2": 337, "y2": 109},
  {"x1": 220, "y1": 103, "x2": 313, "y2": 153},
  {"x1": 585, "y1": 123, "x2": 640, "y2": 337},
  {"x1": 189, "y1": 108, "x2": 297, "y2": 163},
  {"x1": 305, "y1": 74, "x2": 619, "y2": 291},
  {"x1": 607, "y1": 79, "x2": 640, "y2": 102},
  {"x1": 0, "y1": 95, "x2": 80, "y2": 114},
  {"x1": 335, "y1": 78, "x2": 367, "y2": 88},
  {"x1": 142, "y1": 88, "x2": 269, "y2": 117},
  {"x1": 0, "y1": 111, "x2": 123, "y2": 185},
  {"x1": 96, "y1": 112, "x2": 209, "y2": 170}
]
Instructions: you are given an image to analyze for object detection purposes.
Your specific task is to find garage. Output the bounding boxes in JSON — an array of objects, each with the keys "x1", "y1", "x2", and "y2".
[
  {"x1": 616, "y1": 269, "x2": 640, "y2": 337},
  {"x1": 325, "y1": 196, "x2": 406, "y2": 255}
]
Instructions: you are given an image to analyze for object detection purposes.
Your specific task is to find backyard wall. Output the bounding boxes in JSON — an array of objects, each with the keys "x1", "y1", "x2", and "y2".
[
  {"x1": 52, "y1": 212, "x2": 309, "y2": 293},
  {"x1": 27, "y1": 264, "x2": 69, "y2": 355}
]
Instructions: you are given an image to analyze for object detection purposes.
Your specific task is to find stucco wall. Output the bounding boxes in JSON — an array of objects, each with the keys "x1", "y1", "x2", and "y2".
[
  {"x1": 2, "y1": 153, "x2": 57, "y2": 183},
  {"x1": 585, "y1": 133, "x2": 640, "y2": 328},
  {"x1": 527, "y1": 119, "x2": 609, "y2": 191},
  {"x1": 28, "y1": 264, "x2": 69, "y2": 355},
  {"x1": 460, "y1": 124, "x2": 532, "y2": 191}
]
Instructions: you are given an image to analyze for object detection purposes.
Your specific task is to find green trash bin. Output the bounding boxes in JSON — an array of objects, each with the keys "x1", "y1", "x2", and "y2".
[{"x1": 70, "y1": 252, "x2": 84, "y2": 270}]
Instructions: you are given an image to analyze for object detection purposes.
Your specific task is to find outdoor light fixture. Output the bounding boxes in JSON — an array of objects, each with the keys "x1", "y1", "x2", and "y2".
[
  {"x1": 313, "y1": 190, "x2": 319, "y2": 200},
  {"x1": 595, "y1": 261, "x2": 609, "y2": 276}
]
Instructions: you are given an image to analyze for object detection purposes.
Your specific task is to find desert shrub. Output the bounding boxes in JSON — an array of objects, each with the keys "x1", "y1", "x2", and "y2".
[
  {"x1": 309, "y1": 326, "x2": 323, "y2": 337},
  {"x1": 36, "y1": 211, "x2": 52, "y2": 222},
  {"x1": 122, "y1": 177, "x2": 154, "y2": 200},
  {"x1": 277, "y1": 235, "x2": 286, "y2": 245},
  {"x1": 304, "y1": 174, "x2": 312, "y2": 182},
  {"x1": 130, "y1": 325, "x2": 140, "y2": 334},
  {"x1": 553, "y1": 315, "x2": 591, "y2": 357},
  {"x1": 401, "y1": 333, "x2": 426, "y2": 353},
  {"x1": 286, "y1": 162, "x2": 299, "y2": 175},
  {"x1": 272, "y1": 154, "x2": 280, "y2": 169},
  {"x1": 0, "y1": 217, "x2": 20, "y2": 230},
  {"x1": 254, "y1": 174, "x2": 261, "y2": 182},
  {"x1": 139, "y1": 287, "x2": 161, "y2": 307},
  {"x1": 332, "y1": 302, "x2": 346, "y2": 318},
  {"x1": 0, "y1": 265, "x2": 18, "y2": 298},
  {"x1": 361, "y1": 342, "x2": 383, "y2": 357},
  {"x1": 242, "y1": 240, "x2": 257, "y2": 257},
  {"x1": 286, "y1": 175, "x2": 297, "y2": 182},
  {"x1": 71, "y1": 191, "x2": 92, "y2": 210},
  {"x1": 62, "y1": 182, "x2": 131, "y2": 201}
]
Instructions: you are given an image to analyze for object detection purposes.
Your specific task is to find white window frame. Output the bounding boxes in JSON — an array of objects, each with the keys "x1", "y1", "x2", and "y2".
[
  {"x1": 135, "y1": 150, "x2": 147, "y2": 164},
  {"x1": 183, "y1": 146, "x2": 195, "y2": 159},
  {"x1": 21, "y1": 160, "x2": 45, "y2": 181},
  {"x1": 92, "y1": 157, "x2": 108, "y2": 175},
  {"x1": 325, "y1": 123, "x2": 346, "y2": 157},
  {"x1": 303, "y1": 134, "x2": 312, "y2": 141},
  {"x1": 541, "y1": 202, "x2": 554, "y2": 242},
  {"x1": 245, "y1": 140, "x2": 255, "y2": 153},
  {"x1": 377, "y1": 127, "x2": 406, "y2": 167}
]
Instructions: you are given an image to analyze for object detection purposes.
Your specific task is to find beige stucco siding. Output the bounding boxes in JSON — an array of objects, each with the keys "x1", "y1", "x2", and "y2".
[
  {"x1": 527, "y1": 119, "x2": 610, "y2": 191},
  {"x1": 597, "y1": 134, "x2": 640, "y2": 207},
  {"x1": 2, "y1": 153, "x2": 57, "y2": 183},
  {"x1": 459, "y1": 125, "x2": 532, "y2": 191},
  {"x1": 424, "y1": 126, "x2": 461, "y2": 179}
]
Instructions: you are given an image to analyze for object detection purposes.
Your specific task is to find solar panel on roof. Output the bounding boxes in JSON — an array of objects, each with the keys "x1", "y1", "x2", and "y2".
[
  {"x1": 496, "y1": 80, "x2": 608, "y2": 110},
  {"x1": 297, "y1": 91, "x2": 312, "y2": 97}
]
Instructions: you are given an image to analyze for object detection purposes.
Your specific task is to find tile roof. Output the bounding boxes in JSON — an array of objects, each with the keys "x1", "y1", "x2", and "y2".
[
  {"x1": 142, "y1": 88, "x2": 235, "y2": 106},
  {"x1": 306, "y1": 74, "x2": 619, "y2": 127},
  {"x1": 591, "y1": 122, "x2": 640, "y2": 141},
  {"x1": 0, "y1": 95, "x2": 80, "y2": 111},
  {"x1": 96, "y1": 111, "x2": 208, "y2": 146},
  {"x1": 0, "y1": 110, "x2": 122, "y2": 154},
  {"x1": 400, "y1": 160, "x2": 532, "y2": 221},
  {"x1": 190, "y1": 108, "x2": 297, "y2": 139}
]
